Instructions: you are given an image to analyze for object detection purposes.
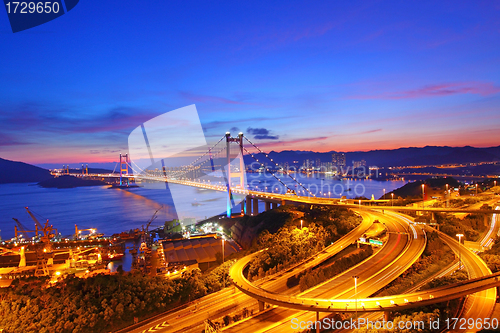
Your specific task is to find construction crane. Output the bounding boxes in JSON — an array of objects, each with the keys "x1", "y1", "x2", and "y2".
[
  {"x1": 141, "y1": 206, "x2": 162, "y2": 245},
  {"x1": 25, "y1": 207, "x2": 44, "y2": 230},
  {"x1": 25, "y1": 207, "x2": 57, "y2": 243},
  {"x1": 13, "y1": 218, "x2": 37, "y2": 241}
]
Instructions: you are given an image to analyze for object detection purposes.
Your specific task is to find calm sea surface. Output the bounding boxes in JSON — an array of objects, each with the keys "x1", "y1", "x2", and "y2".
[{"x1": 0, "y1": 174, "x2": 407, "y2": 240}]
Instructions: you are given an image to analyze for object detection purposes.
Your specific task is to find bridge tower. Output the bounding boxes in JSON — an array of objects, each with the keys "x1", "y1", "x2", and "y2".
[
  {"x1": 119, "y1": 153, "x2": 130, "y2": 186},
  {"x1": 225, "y1": 132, "x2": 246, "y2": 217}
]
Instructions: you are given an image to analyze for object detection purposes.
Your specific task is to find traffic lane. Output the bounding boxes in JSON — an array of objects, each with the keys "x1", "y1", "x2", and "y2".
[
  {"x1": 261, "y1": 216, "x2": 425, "y2": 333},
  {"x1": 225, "y1": 213, "x2": 421, "y2": 333},
  {"x1": 131, "y1": 209, "x2": 372, "y2": 333},
  {"x1": 438, "y1": 230, "x2": 496, "y2": 333},
  {"x1": 302, "y1": 212, "x2": 416, "y2": 299}
]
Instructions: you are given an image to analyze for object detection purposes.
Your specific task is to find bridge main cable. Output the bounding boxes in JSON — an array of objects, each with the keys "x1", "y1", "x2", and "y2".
[{"x1": 127, "y1": 135, "x2": 227, "y2": 179}]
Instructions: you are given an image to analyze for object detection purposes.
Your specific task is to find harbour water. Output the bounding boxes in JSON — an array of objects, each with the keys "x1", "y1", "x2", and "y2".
[{"x1": 0, "y1": 174, "x2": 407, "y2": 241}]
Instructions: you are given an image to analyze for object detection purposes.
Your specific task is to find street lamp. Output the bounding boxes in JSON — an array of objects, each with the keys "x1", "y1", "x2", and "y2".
[
  {"x1": 300, "y1": 220, "x2": 303, "y2": 229},
  {"x1": 456, "y1": 234, "x2": 464, "y2": 270},
  {"x1": 383, "y1": 188, "x2": 386, "y2": 200},
  {"x1": 445, "y1": 184, "x2": 449, "y2": 208},
  {"x1": 475, "y1": 183, "x2": 478, "y2": 196},
  {"x1": 352, "y1": 275, "x2": 359, "y2": 320},
  {"x1": 222, "y1": 238, "x2": 225, "y2": 287},
  {"x1": 421, "y1": 184, "x2": 425, "y2": 210},
  {"x1": 391, "y1": 193, "x2": 394, "y2": 206}
]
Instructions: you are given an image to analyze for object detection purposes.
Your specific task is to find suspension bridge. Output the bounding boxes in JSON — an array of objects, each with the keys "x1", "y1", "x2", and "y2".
[{"x1": 53, "y1": 132, "x2": 498, "y2": 219}]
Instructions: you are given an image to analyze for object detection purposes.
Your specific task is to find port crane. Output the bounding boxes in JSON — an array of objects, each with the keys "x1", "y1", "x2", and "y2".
[
  {"x1": 74, "y1": 225, "x2": 96, "y2": 239},
  {"x1": 24, "y1": 207, "x2": 58, "y2": 276},
  {"x1": 136, "y1": 206, "x2": 163, "y2": 274},
  {"x1": 141, "y1": 206, "x2": 162, "y2": 246},
  {"x1": 24, "y1": 207, "x2": 58, "y2": 243},
  {"x1": 13, "y1": 218, "x2": 37, "y2": 241}
]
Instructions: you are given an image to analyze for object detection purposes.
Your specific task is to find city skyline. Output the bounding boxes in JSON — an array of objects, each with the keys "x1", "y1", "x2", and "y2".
[{"x1": 1, "y1": 1, "x2": 499, "y2": 164}]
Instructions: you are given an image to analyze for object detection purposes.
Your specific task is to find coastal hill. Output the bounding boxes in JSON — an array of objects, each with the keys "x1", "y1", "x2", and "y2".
[
  {"x1": 0, "y1": 157, "x2": 52, "y2": 184},
  {"x1": 386, "y1": 177, "x2": 461, "y2": 199},
  {"x1": 38, "y1": 175, "x2": 107, "y2": 189}
]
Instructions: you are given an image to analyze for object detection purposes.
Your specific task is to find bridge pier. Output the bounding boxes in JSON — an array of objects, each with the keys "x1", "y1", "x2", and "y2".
[
  {"x1": 258, "y1": 300, "x2": 265, "y2": 312},
  {"x1": 246, "y1": 197, "x2": 252, "y2": 215},
  {"x1": 384, "y1": 311, "x2": 390, "y2": 322},
  {"x1": 253, "y1": 198, "x2": 259, "y2": 215},
  {"x1": 316, "y1": 311, "x2": 320, "y2": 333},
  {"x1": 265, "y1": 201, "x2": 271, "y2": 211}
]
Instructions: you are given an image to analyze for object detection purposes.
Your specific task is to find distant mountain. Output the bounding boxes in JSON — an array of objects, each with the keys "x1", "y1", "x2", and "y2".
[
  {"x1": 243, "y1": 146, "x2": 500, "y2": 168},
  {"x1": 0, "y1": 157, "x2": 53, "y2": 184},
  {"x1": 35, "y1": 162, "x2": 118, "y2": 171}
]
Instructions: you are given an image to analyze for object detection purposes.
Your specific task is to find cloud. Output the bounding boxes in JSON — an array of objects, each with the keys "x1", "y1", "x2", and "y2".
[
  {"x1": 0, "y1": 103, "x2": 161, "y2": 136},
  {"x1": 202, "y1": 117, "x2": 273, "y2": 131},
  {"x1": 330, "y1": 129, "x2": 383, "y2": 137},
  {"x1": 0, "y1": 133, "x2": 30, "y2": 146},
  {"x1": 252, "y1": 136, "x2": 329, "y2": 149},
  {"x1": 247, "y1": 127, "x2": 279, "y2": 140},
  {"x1": 347, "y1": 81, "x2": 500, "y2": 100},
  {"x1": 89, "y1": 149, "x2": 121, "y2": 155}
]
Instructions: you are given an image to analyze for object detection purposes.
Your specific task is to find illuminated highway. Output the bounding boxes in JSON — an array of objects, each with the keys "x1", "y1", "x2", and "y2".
[
  {"x1": 437, "y1": 229, "x2": 497, "y2": 332},
  {"x1": 127, "y1": 210, "x2": 376, "y2": 333},
  {"x1": 340, "y1": 205, "x2": 500, "y2": 333},
  {"x1": 224, "y1": 210, "x2": 427, "y2": 333},
  {"x1": 126, "y1": 206, "x2": 499, "y2": 333},
  {"x1": 226, "y1": 210, "x2": 500, "y2": 333}
]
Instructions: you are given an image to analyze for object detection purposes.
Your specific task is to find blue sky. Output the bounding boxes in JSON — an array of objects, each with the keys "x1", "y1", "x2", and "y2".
[{"x1": 0, "y1": 1, "x2": 499, "y2": 164}]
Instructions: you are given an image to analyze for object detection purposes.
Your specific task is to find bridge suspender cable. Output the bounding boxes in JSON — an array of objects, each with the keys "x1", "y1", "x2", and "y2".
[
  {"x1": 126, "y1": 133, "x2": 317, "y2": 198},
  {"x1": 243, "y1": 135, "x2": 316, "y2": 197},
  {"x1": 128, "y1": 135, "x2": 227, "y2": 179},
  {"x1": 241, "y1": 145, "x2": 298, "y2": 195}
]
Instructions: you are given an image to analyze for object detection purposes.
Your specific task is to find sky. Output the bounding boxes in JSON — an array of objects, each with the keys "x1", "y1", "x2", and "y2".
[{"x1": 0, "y1": 1, "x2": 499, "y2": 166}]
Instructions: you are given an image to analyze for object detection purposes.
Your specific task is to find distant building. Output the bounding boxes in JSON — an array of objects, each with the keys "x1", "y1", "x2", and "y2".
[
  {"x1": 332, "y1": 153, "x2": 346, "y2": 167},
  {"x1": 303, "y1": 159, "x2": 312, "y2": 170},
  {"x1": 165, "y1": 219, "x2": 182, "y2": 233},
  {"x1": 353, "y1": 160, "x2": 366, "y2": 169},
  {"x1": 162, "y1": 235, "x2": 238, "y2": 271}
]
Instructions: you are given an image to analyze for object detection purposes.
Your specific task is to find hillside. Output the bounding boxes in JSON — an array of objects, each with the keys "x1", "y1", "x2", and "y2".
[
  {"x1": 387, "y1": 177, "x2": 461, "y2": 199},
  {"x1": 38, "y1": 175, "x2": 107, "y2": 189},
  {"x1": 0, "y1": 157, "x2": 53, "y2": 184}
]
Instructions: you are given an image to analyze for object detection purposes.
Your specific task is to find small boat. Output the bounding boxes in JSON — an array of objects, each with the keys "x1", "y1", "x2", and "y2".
[{"x1": 102, "y1": 252, "x2": 124, "y2": 261}]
